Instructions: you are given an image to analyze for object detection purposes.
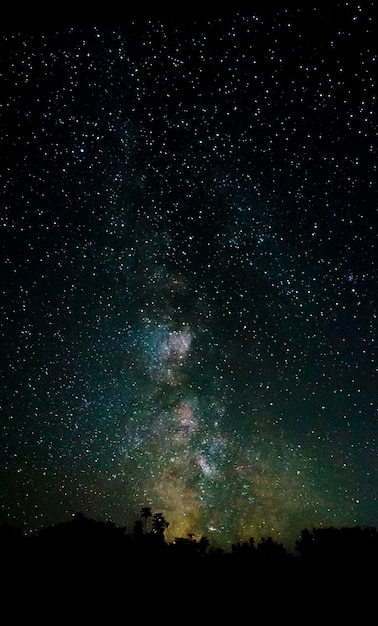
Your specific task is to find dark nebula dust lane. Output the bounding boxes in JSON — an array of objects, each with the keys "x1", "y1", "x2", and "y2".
[{"x1": 0, "y1": 5, "x2": 376, "y2": 551}]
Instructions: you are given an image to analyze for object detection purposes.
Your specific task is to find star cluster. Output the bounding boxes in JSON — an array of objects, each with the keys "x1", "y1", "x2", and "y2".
[{"x1": 0, "y1": 5, "x2": 376, "y2": 550}]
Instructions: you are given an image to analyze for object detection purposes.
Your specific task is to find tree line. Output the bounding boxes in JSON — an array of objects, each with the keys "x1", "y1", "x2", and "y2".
[
  {"x1": 1, "y1": 507, "x2": 377, "y2": 578},
  {"x1": 2, "y1": 508, "x2": 375, "y2": 620}
]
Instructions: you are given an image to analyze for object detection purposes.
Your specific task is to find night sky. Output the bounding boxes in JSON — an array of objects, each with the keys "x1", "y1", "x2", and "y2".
[{"x1": 0, "y1": 4, "x2": 376, "y2": 552}]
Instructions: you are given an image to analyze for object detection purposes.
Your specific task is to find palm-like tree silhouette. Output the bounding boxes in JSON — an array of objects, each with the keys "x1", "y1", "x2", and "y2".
[{"x1": 140, "y1": 506, "x2": 152, "y2": 535}]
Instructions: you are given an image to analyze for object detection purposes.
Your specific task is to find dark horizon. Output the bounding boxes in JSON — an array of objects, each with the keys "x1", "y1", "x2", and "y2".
[
  {"x1": 2, "y1": 510, "x2": 376, "y2": 618},
  {"x1": 3, "y1": 507, "x2": 378, "y2": 560}
]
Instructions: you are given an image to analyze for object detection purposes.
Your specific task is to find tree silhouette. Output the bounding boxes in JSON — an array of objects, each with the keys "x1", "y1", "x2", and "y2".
[
  {"x1": 295, "y1": 525, "x2": 378, "y2": 570},
  {"x1": 198, "y1": 536, "x2": 210, "y2": 555},
  {"x1": 133, "y1": 519, "x2": 143, "y2": 539},
  {"x1": 231, "y1": 536, "x2": 256, "y2": 559},
  {"x1": 152, "y1": 512, "x2": 169, "y2": 540},
  {"x1": 172, "y1": 534, "x2": 211, "y2": 559},
  {"x1": 140, "y1": 506, "x2": 152, "y2": 535}
]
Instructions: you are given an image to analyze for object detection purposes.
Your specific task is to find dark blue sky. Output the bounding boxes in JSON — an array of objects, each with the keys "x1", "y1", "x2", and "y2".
[{"x1": 0, "y1": 4, "x2": 376, "y2": 550}]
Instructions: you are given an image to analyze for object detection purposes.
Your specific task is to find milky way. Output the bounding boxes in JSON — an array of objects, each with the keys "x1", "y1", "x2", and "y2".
[{"x1": 0, "y1": 5, "x2": 376, "y2": 550}]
